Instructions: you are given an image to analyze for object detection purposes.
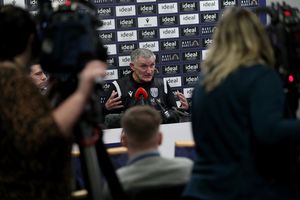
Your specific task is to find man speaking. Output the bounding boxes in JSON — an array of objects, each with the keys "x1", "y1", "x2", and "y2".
[{"x1": 103, "y1": 48, "x2": 189, "y2": 126}]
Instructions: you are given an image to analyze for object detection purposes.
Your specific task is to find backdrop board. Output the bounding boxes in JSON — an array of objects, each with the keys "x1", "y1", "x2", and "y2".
[{"x1": 0, "y1": 0, "x2": 266, "y2": 106}]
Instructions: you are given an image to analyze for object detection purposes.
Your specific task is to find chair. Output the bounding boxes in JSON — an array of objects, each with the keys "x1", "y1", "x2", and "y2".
[
  {"x1": 126, "y1": 184, "x2": 186, "y2": 200},
  {"x1": 174, "y1": 140, "x2": 196, "y2": 161},
  {"x1": 71, "y1": 189, "x2": 88, "y2": 200},
  {"x1": 107, "y1": 146, "x2": 128, "y2": 170}
]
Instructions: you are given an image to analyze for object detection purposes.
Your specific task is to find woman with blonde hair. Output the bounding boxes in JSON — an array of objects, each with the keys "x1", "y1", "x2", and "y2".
[{"x1": 183, "y1": 7, "x2": 300, "y2": 200}]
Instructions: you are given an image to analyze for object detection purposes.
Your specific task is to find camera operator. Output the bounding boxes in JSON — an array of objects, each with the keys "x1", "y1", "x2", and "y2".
[{"x1": 0, "y1": 5, "x2": 107, "y2": 200}]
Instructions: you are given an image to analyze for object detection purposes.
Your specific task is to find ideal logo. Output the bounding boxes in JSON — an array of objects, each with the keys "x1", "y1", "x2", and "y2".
[
  {"x1": 159, "y1": 16, "x2": 178, "y2": 26},
  {"x1": 184, "y1": 76, "x2": 199, "y2": 86},
  {"x1": 179, "y1": 2, "x2": 198, "y2": 12},
  {"x1": 104, "y1": 69, "x2": 118, "y2": 81},
  {"x1": 30, "y1": 11, "x2": 38, "y2": 16},
  {"x1": 158, "y1": 3, "x2": 178, "y2": 14},
  {"x1": 119, "y1": 68, "x2": 132, "y2": 78},
  {"x1": 183, "y1": 51, "x2": 200, "y2": 61},
  {"x1": 138, "y1": 16, "x2": 158, "y2": 28},
  {"x1": 137, "y1": 0, "x2": 156, "y2": 2},
  {"x1": 160, "y1": 40, "x2": 179, "y2": 50},
  {"x1": 202, "y1": 50, "x2": 209, "y2": 60},
  {"x1": 201, "y1": 26, "x2": 216, "y2": 35},
  {"x1": 161, "y1": 53, "x2": 180, "y2": 62},
  {"x1": 172, "y1": 89, "x2": 183, "y2": 96},
  {"x1": 119, "y1": 56, "x2": 131, "y2": 67},
  {"x1": 106, "y1": 57, "x2": 116, "y2": 65},
  {"x1": 116, "y1": 0, "x2": 135, "y2": 3},
  {"x1": 240, "y1": 0, "x2": 259, "y2": 7},
  {"x1": 116, "y1": 5, "x2": 136, "y2": 17},
  {"x1": 117, "y1": 18, "x2": 136, "y2": 29},
  {"x1": 163, "y1": 77, "x2": 182, "y2": 87},
  {"x1": 221, "y1": 0, "x2": 237, "y2": 8},
  {"x1": 99, "y1": 19, "x2": 115, "y2": 30},
  {"x1": 139, "y1": 41, "x2": 159, "y2": 52},
  {"x1": 98, "y1": 32, "x2": 116, "y2": 43},
  {"x1": 93, "y1": 0, "x2": 113, "y2": 4},
  {"x1": 200, "y1": 0, "x2": 219, "y2": 11},
  {"x1": 180, "y1": 14, "x2": 199, "y2": 25},
  {"x1": 183, "y1": 88, "x2": 194, "y2": 98},
  {"x1": 52, "y1": 0, "x2": 66, "y2": 6},
  {"x1": 162, "y1": 65, "x2": 180, "y2": 75},
  {"x1": 103, "y1": 83, "x2": 111, "y2": 91},
  {"x1": 159, "y1": 27, "x2": 179, "y2": 39},
  {"x1": 6, "y1": 0, "x2": 25, "y2": 7},
  {"x1": 181, "y1": 39, "x2": 201, "y2": 48},
  {"x1": 183, "y1": 63, "x2": 200, "y2": 73},
  {"x1": 117, "y1": 30, "x2": 137, "y2": 42},
  {"x1": 202, "y1": 38, "x2": 213, "y2": 48},
  {"x1": 139, "y1": 29, "x2": 158, "y2": 40},
  {"x1": 97, "y1": 7, "x2": 113, "y2": 17},
  {"x1": 181, "y1": 27, "x2": 199, "y2": 37},
  {"x1": 201, "y1": 13, "x2": 219, "y2": 23},
  {"x1": 138, "y1": 4, "x2": 157, "y2": 14},
  {"x1": 105, "y1": 44, "x2": 117, "y2": 55},
  {"x1": 118, "y1": 43, "x2": 137, "y2": 54}
]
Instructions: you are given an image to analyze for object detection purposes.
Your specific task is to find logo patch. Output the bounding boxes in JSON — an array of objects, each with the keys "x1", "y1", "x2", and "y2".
[{"x1": 150, "y1": 88, "x2": 159, "y2": 98}]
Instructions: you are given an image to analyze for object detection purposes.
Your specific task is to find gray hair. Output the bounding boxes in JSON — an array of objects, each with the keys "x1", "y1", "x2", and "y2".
[{"x1": 130, "y1": 48, "x2": 156, "y2": 62}]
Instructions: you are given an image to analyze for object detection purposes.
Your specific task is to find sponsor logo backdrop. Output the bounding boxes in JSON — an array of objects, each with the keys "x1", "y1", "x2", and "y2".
[{"x1": 1, "y1": 0, "x2": 266, "y2": 100}]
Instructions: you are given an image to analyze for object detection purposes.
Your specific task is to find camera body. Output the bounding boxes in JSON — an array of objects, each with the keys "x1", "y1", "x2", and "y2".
[
  {"x1": 38, "y1": 0, "x2": 107, "y2": 78},
  {"x1": 255, "y1": 3, "x2": 300, "y2": 116}
]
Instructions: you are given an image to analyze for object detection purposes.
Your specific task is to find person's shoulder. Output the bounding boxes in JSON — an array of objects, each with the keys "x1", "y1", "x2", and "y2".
[
  {"x1": 163, "y1": 156, "x2": 193, "y2": 168},
  {"x1": 0, "y1": 62, "x2": 20, "y2": 73},
  {"x1": 117, "y1": 74, "x2": 131, "y2": 84},
  {"x1": 153, "y1": 77, "x2": 163, "y2": 84},
  {"x1": 239, "y1": 64, "x2": 275, "y2": 76},
  {"x1": 0, "y1": 62, "x2": 24, "y2": 81}
]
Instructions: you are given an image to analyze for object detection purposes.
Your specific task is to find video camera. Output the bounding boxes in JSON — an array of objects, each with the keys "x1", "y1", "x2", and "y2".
[
  {"x1": 255, "y1": 2, "x2": 300, "y2": 115},
  {"x1": 37, "y1": 0, "x2": 107, "y2": 79}
]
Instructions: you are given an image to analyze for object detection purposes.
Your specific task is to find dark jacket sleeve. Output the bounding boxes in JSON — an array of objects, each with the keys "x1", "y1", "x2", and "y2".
[
  {"x1": 165, "y1": 83, "x2": 177, "y2": 109},
  {"x1": 250, "y1": 69, "x2": 300, "y2": 144}
]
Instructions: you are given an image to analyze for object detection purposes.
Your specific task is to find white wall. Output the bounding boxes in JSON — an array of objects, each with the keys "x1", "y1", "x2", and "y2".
[{"x1": 267, "y1": 0, "x2": 300, "y2": 8}]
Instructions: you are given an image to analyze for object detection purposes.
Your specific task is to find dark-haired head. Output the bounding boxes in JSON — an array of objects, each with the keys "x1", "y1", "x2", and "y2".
[{"x1": 0, "y1": 5, "x2": 38, "y2": 64}]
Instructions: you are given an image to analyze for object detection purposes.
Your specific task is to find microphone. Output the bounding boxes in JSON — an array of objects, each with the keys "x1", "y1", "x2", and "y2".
[
  {"x1": 134, "y1": 87, "x2": 149, "y2": 105},
  {"x1": 171, "y1": 107, "x2": 190, "y2": 117},
  {"x1": 155, "y1": 98, "x2": 171, "y2": 119}
]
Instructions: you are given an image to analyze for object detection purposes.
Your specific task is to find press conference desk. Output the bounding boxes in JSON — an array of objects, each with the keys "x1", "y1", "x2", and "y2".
[{"x1": 103, "y1": 122, "x2": 194, "y2": 158}]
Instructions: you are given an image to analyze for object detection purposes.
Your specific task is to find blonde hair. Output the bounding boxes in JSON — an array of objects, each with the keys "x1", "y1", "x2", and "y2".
[{"x1": 202, "y1": 7, "x2": 275, "y2": 92}]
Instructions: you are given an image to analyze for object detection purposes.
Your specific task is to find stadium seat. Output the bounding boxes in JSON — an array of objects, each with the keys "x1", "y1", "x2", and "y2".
[{"x1": 174, "y1": 140, "x2": 196, "y2": 161}]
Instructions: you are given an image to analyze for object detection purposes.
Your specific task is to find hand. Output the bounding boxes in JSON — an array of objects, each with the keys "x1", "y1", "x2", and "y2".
[
  {"x1": 77, "y1": 60, "x2": 107, "y2": 98},
  {"x1": 176, "y1": 91, "x2": 189, "y2": 111},
  {"x1": 105, "y1": 90, "x2": 124, "y2": 110}
]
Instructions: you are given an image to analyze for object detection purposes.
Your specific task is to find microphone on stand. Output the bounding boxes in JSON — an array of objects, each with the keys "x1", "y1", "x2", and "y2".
[
  {"x1": 155, "y1": 99, "x2": 179, "y2": 123},
  {"x1": 155, "y1": 98, "x2": 171, "y2": 119},
  {"x1": 134, "y1": 87, "x2": 149, "y2": 105}
]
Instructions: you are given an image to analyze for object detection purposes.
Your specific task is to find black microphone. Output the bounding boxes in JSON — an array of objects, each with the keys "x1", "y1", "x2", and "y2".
[
  {"x1": 171, "y1": 106, "x2": 190, "y2": 117},
  {"x1": 155, "y1": 98, "x2": 171, "y2": 119},
  {"x1": 134, "y1": 87, "x2": 149, "y2": 105}
]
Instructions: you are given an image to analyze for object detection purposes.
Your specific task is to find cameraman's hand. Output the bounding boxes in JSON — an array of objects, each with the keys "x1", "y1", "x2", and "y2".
[
  {"x1": 52, "y1": 60, "x2": 107, "y2": 135},
  {"x1": 105, "y1": 90, "x2": 124, "y2": 110},
  {"x1": 77, "y1": 60, "x2": 107, "y2": 97}
]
